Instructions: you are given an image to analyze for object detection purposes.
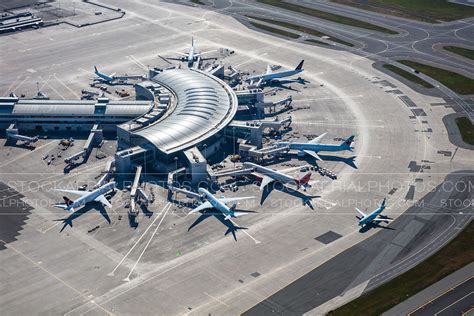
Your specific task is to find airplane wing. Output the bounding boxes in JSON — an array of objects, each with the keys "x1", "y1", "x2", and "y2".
[
  {"x1": 165, "y1": 57, "x2": 186, "y2": 61},
  {"x1": 304, "y1": 150, "x2": 322, "y2": 161},
  {"x1": 196, "y1": 49, "x2": 217, "y2": 56},
  {"x1": 53, "y1": 189, "x2": 89, "y2": 196},
  {"x1": 110, "y1": 72, "x2": 116, "y2": 77},
  {"x1": 309, "y1": 132, "x2": 328, "y2": 144},
  {"x1": 266, "y1": 64, "x2": 272, "y2": 74},
  {"x1": 279, "y1": 166, "x2": 305, "y2": 173},
  {"x1": 174, "y1": 52, "x2": 188, "y2": 57},
  {"x1": 373, "y1": 218, "x2": 393, "y2": 222},
  {"x1": 355, "y1": 208, "x2": 367, "y2": 217},
  {"x1": 218, "y1": 196, "x2": 255, "y2": 204},
  {"x1": 188, "y1": 201, "x2": 212, "y2": 215},
  {"x1": 260, "y1": 176, "x2": 275, "y2": 191},
  {"x1": 95, "y1": 194, "x2": 112, "y2": 208}
]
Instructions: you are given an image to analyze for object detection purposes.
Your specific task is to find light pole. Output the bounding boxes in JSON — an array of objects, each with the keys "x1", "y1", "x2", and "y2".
[{"x1": 232, "y1": 127, "x2": 236, "y2": 168}]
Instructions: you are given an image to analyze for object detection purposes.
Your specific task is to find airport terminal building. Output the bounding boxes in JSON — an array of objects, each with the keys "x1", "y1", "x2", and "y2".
[
  {"x1": 115, "y1": 68, "x2": 238, "y2": 177},
  {"x1": 1, "y1": 68, "x2": 238, "y2": 180}
]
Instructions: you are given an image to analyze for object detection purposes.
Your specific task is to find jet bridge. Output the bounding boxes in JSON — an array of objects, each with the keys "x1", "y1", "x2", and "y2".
[
  {"x1": 6, "y1": 122, "x2": 38, "y2": 145},
  {"x1": 65, "y1": 123, "x2": 103, "y2": 164}
]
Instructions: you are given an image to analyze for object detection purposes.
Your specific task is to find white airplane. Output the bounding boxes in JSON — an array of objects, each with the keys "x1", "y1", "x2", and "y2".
[
  {"x1": 93, "y1": 66, "x2": 118, "y2": 82},
  {"x1": 242, "y1": 162, "x2": 312, "y2": 191},
  {"x1": 189, "y1": 188, "x2": 254, "y2": 221},
  {"x1": 164, "y1": 37, "x2": 216, "y2": 67},
  {"x1": 276, "y1": 134, "x2": 354, "y2": 161},
  {"x1": 54, "y1": 181, "x2": 116, "y2": 212},
  {"x1": 247, "y1": 60, "x2": 304, "y2": 86},
  {"x1": 356, "y1": 198, "x2": 392, "y2": 227}
]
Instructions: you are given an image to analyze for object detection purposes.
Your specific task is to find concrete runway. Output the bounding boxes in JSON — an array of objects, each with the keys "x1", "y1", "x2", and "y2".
[{"x1": 0, "y1": 1, "x2": 473, "y2": 315}]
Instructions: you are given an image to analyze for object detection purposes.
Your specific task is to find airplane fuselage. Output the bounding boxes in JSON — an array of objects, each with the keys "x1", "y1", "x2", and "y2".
[
  {"x1": 243, "y1": 162, "x2": 298, "y2": 187},
  {"x1": 199, "y1": 188, "x2": 234, "y2": 218},
  {"x1": 66, "y1": 182, "x2": 115, "y2": 211},
  {"x1": 359, "y1": 206, "x2": 385, "y2": 226},
  {"x1": 248, "y1": 69, "x2": 303, "y2": 83},
  {"x1": 289, "y1": 143, "x2": 348, "y2": 153}
]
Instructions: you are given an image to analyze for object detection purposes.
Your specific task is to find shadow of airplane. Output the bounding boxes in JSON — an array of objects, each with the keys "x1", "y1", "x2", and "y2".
[
  {"x1": 260, "y1": 182, "x2": 319, "y2": 209},
  {"x1": 187, "y1": 209, "x2": 249, "y2": 241},
  {"x1": 5, "y1": 139, "x2": 36, "y2": 151},
  {"x1": 312, "y1": 154, "x2": 358, "y2": 169},
  {"x1": 358, "y1": 220, "x2": 395, "y2": 233},
  {"x1": 55, "y1": 202, "x2": 111, "y2": 232}
]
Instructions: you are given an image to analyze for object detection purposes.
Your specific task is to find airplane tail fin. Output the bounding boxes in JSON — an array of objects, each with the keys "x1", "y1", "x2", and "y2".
[
  {"x1": 295, "y1": 60, "x2": 304, "y2": 71},
  {"x1": 297, "y1": 172, "x2": 312, "y2": 185},
  {"x1": 225, "y1": 226, "x2": 247, "y2": 241},
  {"x1": 63, "y1": 196, "x2": 74, "y2": 206},
  {"x1": 341, "y1": 135, "x2": 355, "y2": 149},
  {"x1": 381, "y1": 198, "x2": 386, "y2": 207},
  {"x1": 94, "y1": 66, "x2": 98, "y2": 74}
]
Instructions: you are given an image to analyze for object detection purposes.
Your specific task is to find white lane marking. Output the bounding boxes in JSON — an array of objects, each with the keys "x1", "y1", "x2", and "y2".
[
  {"x1": 123, "y1": 203, "x2": 172, "y2": 281},
  {"x1": 108, "y1": 202, "x2": 170, "y2": 276},
  {"x1": 54, "y1": 73, "x2": 81, "y2": 99},
  {"x1": 229, "y1": 219, "x2": 261, "y2": 244},
  {"x1": 126, "y1": 55, "x2": 148, "y2": 71},
  {"x1": 0, "y1": 140, "x2": 55, "y2": 169}
]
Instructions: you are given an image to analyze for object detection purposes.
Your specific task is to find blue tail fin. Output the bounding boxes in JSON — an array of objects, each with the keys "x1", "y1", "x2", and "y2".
[
  {"x1": 295, "y1": 60, "x2": 304, "y2": 71},
  {"x1": 342, "y1": 135, "x2": 354, "y2": 148}
]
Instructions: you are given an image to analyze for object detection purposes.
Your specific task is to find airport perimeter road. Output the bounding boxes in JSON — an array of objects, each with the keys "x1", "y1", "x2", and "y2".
[{"x1": 206, "y1": 0, "x2": 474, "y2": 79}]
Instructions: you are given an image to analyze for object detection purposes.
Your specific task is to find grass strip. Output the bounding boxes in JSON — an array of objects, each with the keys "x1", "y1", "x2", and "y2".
[
  {"x1": 456, "y1": 116, "x2": 474, "y2": 145},
  {"x1": 247, "y1": 15, "x2": 354, "y2": 47},
  {"x1": 444, "y1": 46, "x2": 474, "y2": 60},
  {"x1": 399, "y1": 60, "x2": 474, "y2": 95},
  {"x1": 382, "y1": 64, "x2": 434, "y2": 88},
  {"x1": 256, "y1": 0, "x2": 397, "y2": 34},
  {"x1": 331, "y1": 0, "x2": 474, "y2": 23},
  {"x1": 248, "y1": 21, "x2": 300, "y2": 39}
]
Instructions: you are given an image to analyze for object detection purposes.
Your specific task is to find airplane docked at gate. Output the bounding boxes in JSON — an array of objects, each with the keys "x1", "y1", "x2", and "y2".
[
  {"x1": 164, "y1": 37, "x2": 217, "y2": 67},
  {"x1": 356, "y1": 198, "x2": 392, "y2": 227},
  {"x1": 187, "y1": 188, "x2": 255, "y2": 240},
  {"x1": 188, "y1": 188, "x2": 255, "y2": 221},
  {"x1": 247, "y1": 60, "x2": 304, "y2": 86},
  {"x1": 242, "y1": 162, "x2": 312, "y2": 191},
  {"x1": 275, "y1": 133, "x2": 354, "y2": 161},
  {"x1": 53, "y1": 181, "x2": 116, "y2": 212},
  {"x1": 94, "y1": 66, "x2": 116, "y2": 82}
]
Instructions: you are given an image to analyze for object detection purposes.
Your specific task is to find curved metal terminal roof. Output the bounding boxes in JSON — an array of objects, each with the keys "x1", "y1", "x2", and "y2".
[
  {"x1": 0, "y1": 98, "x2": 153, "y2": 118},
  {"x1": 133, "y1": 68, "x2": 237, "y2": 155}
]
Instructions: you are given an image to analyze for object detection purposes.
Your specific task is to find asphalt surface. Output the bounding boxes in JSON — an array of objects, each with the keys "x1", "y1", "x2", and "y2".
[
  {"x1": 410, "y1": 277, "x2": 473, "y2": 316},
  {"x1": 0, "y1": 1, "x2": 473, "y2": 315},
  {"x1": 0, "y1": 181, "x2": 33, "y2": 250},
  {"x1": 244, "y1": 172, "x2": 474, "y2": 315},
  {"x1": 194, "y1": 0, "x2": 474, "y2": 120}
]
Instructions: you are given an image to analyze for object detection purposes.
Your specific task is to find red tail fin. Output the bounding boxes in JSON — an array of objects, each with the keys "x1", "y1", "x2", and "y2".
[
  {"x1": 297, "y1": 172, "x2": 311, "y2": 185},
  {"x1": 63, "y1": 196, "x2": 74, "y2": 206}
]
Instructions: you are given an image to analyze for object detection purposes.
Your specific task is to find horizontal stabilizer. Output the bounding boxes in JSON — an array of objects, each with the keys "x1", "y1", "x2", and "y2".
[{"x1": 355, "y1": 207, "x2": 366, "y2": 217}]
